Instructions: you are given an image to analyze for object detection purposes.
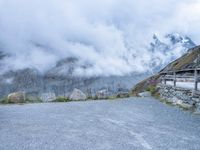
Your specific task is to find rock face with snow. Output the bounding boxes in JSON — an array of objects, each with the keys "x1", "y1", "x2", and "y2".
[
  {"x1": 69, "y1": 89, "x2": 86, "y2": 101},
  {"x1": 150, "y1": 33, "x2": 196, "y2": 53},
  {"x1": 7, "y1": 92, "x2": 25, "y2": 103},
  {"x1": 149, "y1": 33, "x2": 196, "y2": 72},
  {"x1": 0, "y1": 68, "x2": 43, "y2": 97},
  {"x1": 165, "y1": 33, "x2": 196, "y2": 49}
]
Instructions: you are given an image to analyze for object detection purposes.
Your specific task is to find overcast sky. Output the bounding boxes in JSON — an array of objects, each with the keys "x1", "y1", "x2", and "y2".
[{"x1": 0, "y1": 0, "x2": 200, "y2": 76}]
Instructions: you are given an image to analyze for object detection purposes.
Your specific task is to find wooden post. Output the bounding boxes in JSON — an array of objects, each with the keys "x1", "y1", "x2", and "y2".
[
  {"x1": 173, "y1": 71, "x2": 176, "y2": 87},
  {"x1": 194, "y1": 69, "x2": 198, "y2": 91},
  {"x1": 164, "y1": 76, "x2": 166, "y2": 84}
]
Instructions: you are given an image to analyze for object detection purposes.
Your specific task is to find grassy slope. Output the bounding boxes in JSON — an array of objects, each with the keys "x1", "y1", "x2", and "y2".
[
  {"x1": 160, "y1": 46, "x2": 200, "y2": 72},
  {"x1": 132, "y1": 74, "x2": 160, "y2": 96}
]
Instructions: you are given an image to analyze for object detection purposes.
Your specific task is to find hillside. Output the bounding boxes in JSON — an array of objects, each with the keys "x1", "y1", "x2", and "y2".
[
  {"x1": 132, "y1": 45, "x2": 200, "y2": 95},
  {"x1": 160, "y1": 45, "x2": 200, "y2": 72}
]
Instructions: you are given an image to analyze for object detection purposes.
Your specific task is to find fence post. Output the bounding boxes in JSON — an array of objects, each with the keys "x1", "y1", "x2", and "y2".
[
  {"x1": 194, "y1": 69, "x2": 198, "y2": 91},
  {"x1": 173, "y1": 71, "x2": 176, "y2": 87},
  {"x1": 164, "y1": 75, "x2": 166, "y2": 84}
]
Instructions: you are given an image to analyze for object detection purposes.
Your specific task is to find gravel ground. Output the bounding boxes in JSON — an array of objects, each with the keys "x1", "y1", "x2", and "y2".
[{"x1": 0, "y1": 97, "x2": 200, "y2": 150}]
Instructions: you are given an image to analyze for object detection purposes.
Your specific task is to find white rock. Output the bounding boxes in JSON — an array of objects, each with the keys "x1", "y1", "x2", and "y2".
[
  {"x1": 96, "y1": 89, "x2": 109, "y2": 99},
  {"x1": 138, "y1": 92, "x2": 151, "y2": 97},
  {"x1": 40, "y1": 93, "x2": 56, "y2": 102},
  {"x1": 70, "y1": 89, "x2": 86, "y2": 101},
  {"x1": 175, "y1": 99, "x2": 183, "y2": 105}
]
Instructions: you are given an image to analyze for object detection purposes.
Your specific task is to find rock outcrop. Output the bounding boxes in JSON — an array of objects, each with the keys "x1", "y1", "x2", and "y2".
[
  {"x1": 96, "y1": 89, "x2": 109, "y2": 99},
  {"x1": 7, "y1": 92, "x2": 25, "y2": 103},
  {"x1": 138, "y1": 92, "x2": 151, "y2": 97},
  {"x1": 40, "y1": 93, "x2": 56, "y2": 102},
  {"x1": 69, "y1": 89, "x2": 86, "y2": 101},
  {"x1": 116, "y1": 92, "x2": 129, "y2": 98}
]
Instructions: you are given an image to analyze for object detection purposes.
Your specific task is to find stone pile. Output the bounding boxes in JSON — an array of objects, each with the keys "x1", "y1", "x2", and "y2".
[{"x1": 158, "y1": 84, "x2": 200, "y2": 110}]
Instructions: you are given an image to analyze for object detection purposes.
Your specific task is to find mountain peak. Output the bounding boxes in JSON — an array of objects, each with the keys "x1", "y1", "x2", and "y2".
[
  {"x1": 148, "y1": 33, "x2": 196, "y2": 73},
  {"x1": 165, "y1": 33, "x2": 196, "y2": 49}
]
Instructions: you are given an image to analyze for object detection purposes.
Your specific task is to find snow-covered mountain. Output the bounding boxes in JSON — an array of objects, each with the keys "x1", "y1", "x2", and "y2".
[{"x1": 148, "y1": 33, "x2": 196, "y2": 72}]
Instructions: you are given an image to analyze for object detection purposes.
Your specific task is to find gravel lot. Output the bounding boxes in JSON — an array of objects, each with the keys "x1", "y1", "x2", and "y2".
[{"x1": 0, "y1": 97, "x2": 200, "y2": 150}]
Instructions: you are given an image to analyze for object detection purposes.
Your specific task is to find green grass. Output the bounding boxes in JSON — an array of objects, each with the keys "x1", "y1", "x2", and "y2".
[
  {"x1": 25, "y1": 97, "x2": 42, "y2": 103},
  {"x1": 145, "y1": 85, "x2": 156, "y2": 93},
  {"x1": 163, "y1": 99, "x2": 174, "y2": 106},
  {"x1": 107, "y1": 95, "x2": 118, "y2": 100},
  {"x1": 161, "y1": 47, "x2": 200, "y2": 72},
  {"x1": 0, "y1": 97, "x2": 9, "y2": 104},
  {"x1": 0, "y1": 96, "x2": 43, "y2": 104},
  {"x1": 53, "y1": 96, "x2": 71, "y2": 102},
  {"x1": 132, "y1": 74, "x2": 160, "y2": 96}
]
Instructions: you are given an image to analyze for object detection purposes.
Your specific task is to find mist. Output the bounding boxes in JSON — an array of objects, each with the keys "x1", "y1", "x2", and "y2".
[{"x1": 0, "y1": 0, "x2": 200, "y2": 76}]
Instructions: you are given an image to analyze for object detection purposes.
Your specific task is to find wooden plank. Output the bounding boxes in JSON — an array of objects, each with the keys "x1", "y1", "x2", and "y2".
[{"x1": 165, "y1": 75, "x2": 194, "y2": 78}]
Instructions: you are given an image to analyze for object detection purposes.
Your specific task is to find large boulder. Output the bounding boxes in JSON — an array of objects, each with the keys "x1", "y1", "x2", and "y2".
[
  {"x1": 117, "y1": 92, "x2": 129, "y2": 98},
  {"x1": 7, "y1": 92, "x2": 25, "y2": 103},
  {"x1": 96, "y1": 89, "x2": 109, "y2": 99},
  {"x1": 40, "y1": 93, "x2": 56, "y2": 102},
  {"x1": 138, "y1": 92, "x2": 151, "y2": 97},
  {"x1": 69, "y1": 89, "x2": 86, "y2": 101}
]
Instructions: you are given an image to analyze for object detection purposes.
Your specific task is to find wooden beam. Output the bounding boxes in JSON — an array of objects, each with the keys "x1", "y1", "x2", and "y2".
[
  {"x1": 160, "y1": 68, "x2": 200, "y2": 75},
  {"x1": 194, "y1": 68, "x2": 198, "y2": 91},
  {"x1": 173, "y1": 71, "x2": 176, "y2": 87}
]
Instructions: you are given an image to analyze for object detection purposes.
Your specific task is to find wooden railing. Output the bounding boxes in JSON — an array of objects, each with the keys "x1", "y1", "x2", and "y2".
[
  {"x1": 160, "y1": 68, "x2": 199, "y2": 90},
  {"x1": 160, "y1": 68, "x2": 200, "y2": 74}
]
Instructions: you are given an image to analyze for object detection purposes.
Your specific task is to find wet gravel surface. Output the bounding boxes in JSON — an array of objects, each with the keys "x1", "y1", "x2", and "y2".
[{"x1": 0, "y1": 97, "x2": 200, "y2": 150}]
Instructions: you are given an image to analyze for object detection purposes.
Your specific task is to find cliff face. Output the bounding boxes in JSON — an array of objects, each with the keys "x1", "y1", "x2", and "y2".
[{"x1": 0, "y1": 63, "x2": 147, "y2": 99}]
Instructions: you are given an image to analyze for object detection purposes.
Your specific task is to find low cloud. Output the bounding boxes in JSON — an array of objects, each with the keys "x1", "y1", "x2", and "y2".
[{"x1": 0, "y1": 0, "x2": 199, "y2": 76}]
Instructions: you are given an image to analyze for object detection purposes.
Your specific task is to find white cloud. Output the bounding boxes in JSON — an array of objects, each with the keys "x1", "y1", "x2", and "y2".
[{"x1": 0, "y1": 0, "x2": 199, "y2": 76}]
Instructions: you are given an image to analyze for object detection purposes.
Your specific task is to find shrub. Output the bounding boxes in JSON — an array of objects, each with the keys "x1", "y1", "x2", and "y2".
[
  {"x1": 87, "y1": 96, "x2": 93, "y2": 100},
  {"x1": 53, "y1": 96, "x2": 71, "y2": 102},
  {"x1": 25, "y1": 97, "x2": 43, "y2": 103},
  {"x1": 146, "y1": 85, "x2": 157, "y2": 94},
  {"x1": 107, "y1": 95, "x2": 118, "y2": 100},
  {"x1": 0, "y1": 97, "x2": 9, "y2": 104}
]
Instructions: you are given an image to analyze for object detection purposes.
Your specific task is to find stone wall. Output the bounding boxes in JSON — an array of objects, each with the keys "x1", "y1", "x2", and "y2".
[{"x1": 158, "y1": 83, "x2": 200, "y2": 112}]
